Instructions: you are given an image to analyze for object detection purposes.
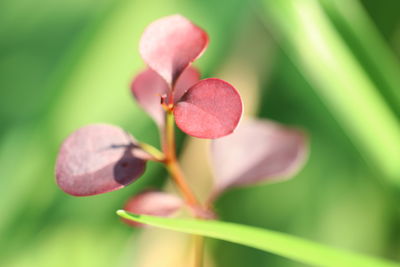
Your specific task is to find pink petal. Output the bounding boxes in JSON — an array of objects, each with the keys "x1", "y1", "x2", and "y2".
[
  {"x1": 131, "y1": 67, "x2": 200, "y2": 126},
  {"x1": 55, "y1": 124, "x2": 147, "y2": 196},
  {"x1": 122, "y1": 191, "x2": 183, "y2": 227},
  {"x1": 211, "y1": 119, "x2": 308, "y2": 197},
  {"x1": 174, "y1": 78, "x2": 243, "y2": 139},
  {"x1": 139, "y1": 14, "x2": 208, "y2": 85}
]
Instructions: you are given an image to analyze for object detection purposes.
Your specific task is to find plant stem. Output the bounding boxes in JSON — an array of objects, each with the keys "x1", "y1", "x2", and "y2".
[
  {"x1": 193, "y1": 235, "x2": 204, "y2": 267},
  {"x1": 163, "y1": 110, "x2": 201, "y2": 208},
  {"x1": 162, "y1": 109, "x2": 206, "y2": 267},
  {"x1": 138, "y1": 142, "x2": 165, "y2": 161}
]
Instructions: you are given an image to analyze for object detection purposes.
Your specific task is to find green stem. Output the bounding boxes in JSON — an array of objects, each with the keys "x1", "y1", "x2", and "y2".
[{"x1": 138, "y1": 142, "x2": 165, "y2": 161}]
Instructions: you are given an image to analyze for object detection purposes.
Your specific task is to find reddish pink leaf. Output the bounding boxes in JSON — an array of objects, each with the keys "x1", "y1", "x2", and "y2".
[
  {"x1": 55, "y1": 124, "x2": 147, "y2": 196},
  {"x1": 131, "y1": 67, "x2": 200, "y2": 126},
  {"x1": 172, "y1": 66, "x2": 200, "y2": 102},
  {"x1": 122, "y1": 191, "x2": 183, "y2": 227},
  {"x1": 139, "y1": 14, "x2": 208, "y2": 85},
  {"x1": 174, "y1": 78, "x2": 243, "y2": 139},
  {"x1": 211, "y1": 119, "x2": 308, "y2": 197}
]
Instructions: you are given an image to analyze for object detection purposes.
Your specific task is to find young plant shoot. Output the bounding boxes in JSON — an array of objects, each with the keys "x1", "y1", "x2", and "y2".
[{"x1": 55, "y1": 14, "x2": 308, "y2": 266}]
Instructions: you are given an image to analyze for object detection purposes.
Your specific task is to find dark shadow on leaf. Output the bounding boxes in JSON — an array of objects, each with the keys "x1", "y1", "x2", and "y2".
[{"x1": 112, "y1": 143, "x2": 147, "y2": 185}]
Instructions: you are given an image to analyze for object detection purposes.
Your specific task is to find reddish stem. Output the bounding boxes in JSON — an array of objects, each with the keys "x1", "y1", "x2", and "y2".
[
  {"x1": 161, "y1": 100, "x2": 205, "y2": 267},
  {"x1": 163, "y1": 109, "x2": 202, "y2": 209}
]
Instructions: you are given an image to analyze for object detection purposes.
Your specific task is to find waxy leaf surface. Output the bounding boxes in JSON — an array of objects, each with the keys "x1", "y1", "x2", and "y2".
[
  {"x1": 117, "y1": 211, "x2": 398, "y2": 267},
  {"x1": 123, "y1": 191, "x2": 183, "y2": 227},
  {"x1": 211, "y1": 119, "x2": 308, "y2": 196},
  {"x1": 131, "y1": 67, "x2": 200, "y2": 126},
  {"x1": 174, "y1": 78, "x2": 243, "y2": 139},
  {"x1": 56, "y1": 124, "x2": 147, "y2": 196},
  {"x1": 139, "y1": 14, "x2": 208, "y2": 85}
]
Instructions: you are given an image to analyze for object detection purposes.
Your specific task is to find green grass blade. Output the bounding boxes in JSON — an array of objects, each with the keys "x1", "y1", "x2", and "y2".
[
  {"x1": 117, "y1": 210, "x2": 399, "y2": 267},
  {"x1": 260, "y1": 0, "x2": 400, "y2": 184},
  {"x1": 321, "y1": 0, "x2": 400, "y2": 114}
]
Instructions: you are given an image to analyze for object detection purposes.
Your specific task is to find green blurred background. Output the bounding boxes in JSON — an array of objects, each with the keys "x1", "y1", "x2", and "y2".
[{"x1": 1, "y1": 0, "x2": 400, "y2": 266}]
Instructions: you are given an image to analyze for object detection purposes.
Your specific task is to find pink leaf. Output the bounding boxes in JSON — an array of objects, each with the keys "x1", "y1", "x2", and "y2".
[
  {"x1": 55, "y1": 124, "x2": 147, "y2": 196},
  {"x1": 131, "y1": 69, "x2": 168, "y2": 126},
  {"x1": 211, "y1": 119, "x2": 308, "y2": 197},
  {"x1": 172, "y1": 66, "x2": 200, "y2": 102},
  {"x1": 139, "y1": 14, "x2": 208, "y2": 85},
  {"x1": 174, "y1": 78, "x2": 243, "y2": 139},
  {"x1": 131, "y1": 67, "x2": 200, "y2": 126},
  {"x1": 122, "y1": 191, "x2": 183, "y2": 227}
]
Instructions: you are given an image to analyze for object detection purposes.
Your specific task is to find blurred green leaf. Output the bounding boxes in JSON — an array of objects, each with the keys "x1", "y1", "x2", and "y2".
[
  {"x1": 117, "y1": 210, "x2": 399, "y2": 267},
  {"x1": 260, "y1": 0, "x2": 400, "y2": 184},
  {"x1": 321, "y1": 0, "x2": 400, "y2": 115}
]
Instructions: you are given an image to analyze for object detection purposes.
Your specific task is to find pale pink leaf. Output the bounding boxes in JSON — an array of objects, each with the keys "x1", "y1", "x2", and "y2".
[
  {"x1": 131, "y1": 69, "x2": 168, "y2": 126},
  {"x1": 174, "y1": 78, "x2": 243, "y2": 139},
  {"x1": 211, "y1": 119, "x2": 308, "y2": 197},
  {"x1": 55, "y1": 124, "x2": 147, "y2": 196},
  {"x1": 122, "y1": 191, "x2": 183, "y2": 227},
  {"x1": 139, "y1": 14, "x2": 208, "y2": 85}
]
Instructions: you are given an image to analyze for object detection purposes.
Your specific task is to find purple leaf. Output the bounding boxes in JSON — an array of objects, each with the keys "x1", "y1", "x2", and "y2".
[
  {"x1": 131, "y1": 67, "x2": 200, "y2": 126},
  {"x1": 174, "y1": 78, "x2": 243, "y2": 139},
  {"x1": 211, "y1": 119, "x2": 308, "y2": 197},
  {"x1": 55, "y1": 124, "x2": 147, "y2": 196},
  {"x1": 122, "y1": 191, "x2": 183, "y2": 227},
  {"x1": 139, "y1": 14, "x2": 208, "y2": 85}
]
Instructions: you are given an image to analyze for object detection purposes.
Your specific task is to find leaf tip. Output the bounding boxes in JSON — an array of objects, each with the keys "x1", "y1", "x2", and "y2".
[
  {"x1": 116, "y1": 209, "x2": 126, "y2": 217},
  {"x1": 139, "y1": 14, "x2": 208, "y2": 85},
  {"x1": 116, "y1": 209, "x2": 141, "y2": 221}
]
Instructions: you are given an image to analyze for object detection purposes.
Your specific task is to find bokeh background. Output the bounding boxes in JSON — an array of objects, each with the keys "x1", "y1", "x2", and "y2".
[{"x1": 1, "y1": 0, "x2": 400, "y2": 266}]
